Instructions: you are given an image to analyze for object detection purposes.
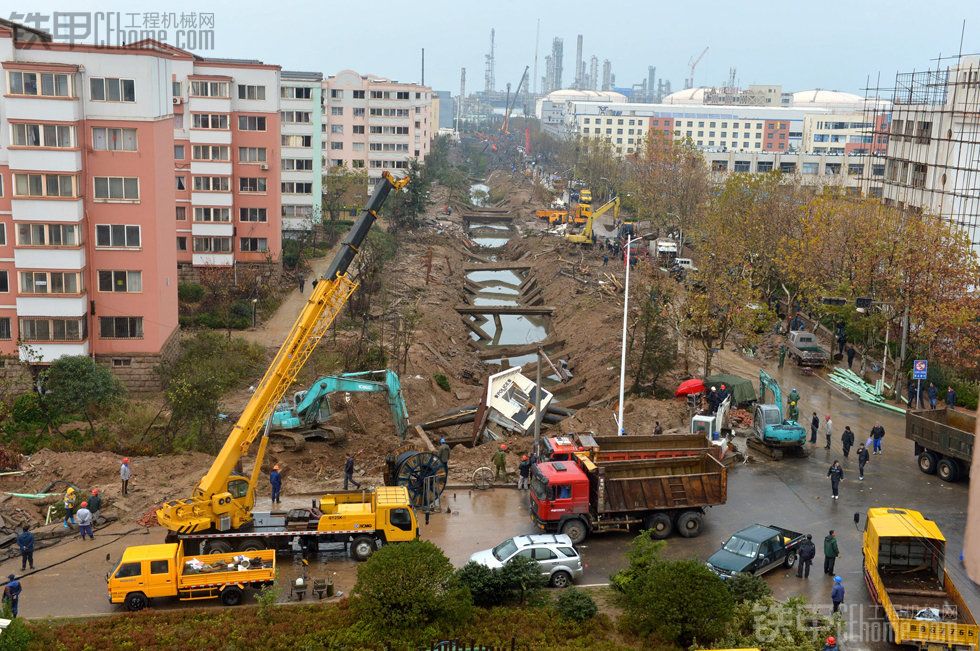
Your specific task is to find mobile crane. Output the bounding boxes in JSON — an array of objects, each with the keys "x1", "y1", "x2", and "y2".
[
  {"x1": 566, "y1": 195, "x2": 620, "y2": 245},
  {"x1": 157, "y1": 172, "x2": 413, "y2": 553}
]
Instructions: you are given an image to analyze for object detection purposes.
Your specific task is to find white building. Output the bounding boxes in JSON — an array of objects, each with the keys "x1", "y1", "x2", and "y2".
[{"x1": 279, "y1": 71, "x2": 323, "y2": 233}]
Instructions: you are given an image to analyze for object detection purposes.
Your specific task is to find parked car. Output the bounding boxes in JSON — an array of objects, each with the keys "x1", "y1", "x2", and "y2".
[
  {"x1": 468, "y1": 534, "x2": 583, "y2": 588},
  {"x1": 706, "y1": 524, "x2": 805, "y2": 579}
]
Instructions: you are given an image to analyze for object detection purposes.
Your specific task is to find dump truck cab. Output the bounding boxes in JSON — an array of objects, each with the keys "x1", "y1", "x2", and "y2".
[{"x1": 530, "y1": 460, "x2": 591, "y2": 527}]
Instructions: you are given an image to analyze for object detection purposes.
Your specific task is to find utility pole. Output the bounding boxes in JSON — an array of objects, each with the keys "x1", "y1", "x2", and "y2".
[
  {"x1": 617, "y1": 236, "x2": 634, "y2": 436},
  {"x1": 534, "y1": 347, "x2": 543, "y2": 456}
]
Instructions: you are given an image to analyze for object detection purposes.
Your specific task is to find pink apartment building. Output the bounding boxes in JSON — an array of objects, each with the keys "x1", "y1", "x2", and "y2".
[{"x1": 0, "y1": 21, "x2": 281, "y2": 385}]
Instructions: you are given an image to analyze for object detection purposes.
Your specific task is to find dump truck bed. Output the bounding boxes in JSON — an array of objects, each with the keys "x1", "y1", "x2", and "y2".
[
  {"x1": 906, "y1": 409, "x2": 975, "y2": 465},
  {"x1": 581, "y1": 434, "x2": 718, "y2": 461},
  {"x1": 591, "y1": 454, "x2": 727, "y2": 514}
]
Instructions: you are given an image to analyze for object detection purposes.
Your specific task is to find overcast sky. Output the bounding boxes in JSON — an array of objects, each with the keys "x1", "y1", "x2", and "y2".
[{"x1": 18, "y1": 0, "x2": 980, "y2": 96}]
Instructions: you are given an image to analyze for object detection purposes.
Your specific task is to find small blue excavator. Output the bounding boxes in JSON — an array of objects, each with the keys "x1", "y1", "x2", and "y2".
[{"x1": 749, "y1": 369, "x2": 808, "y2": 460}]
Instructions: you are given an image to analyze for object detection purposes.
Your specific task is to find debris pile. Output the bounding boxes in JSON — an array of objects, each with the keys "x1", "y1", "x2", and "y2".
[{"x1": 829, "y1": 368, "x2": 906, "y2": 414}]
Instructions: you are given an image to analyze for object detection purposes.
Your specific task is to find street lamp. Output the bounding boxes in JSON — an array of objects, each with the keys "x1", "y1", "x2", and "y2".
[
  {"x1": 616, "y1": 235, "x2": 635, "y2": 436},
  {"x1": 251, "y1": 298, "x2": 258, "y2": 328}
]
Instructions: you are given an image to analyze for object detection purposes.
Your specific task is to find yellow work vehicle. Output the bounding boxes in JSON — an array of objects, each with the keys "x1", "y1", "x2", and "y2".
[
  {"x1": 863, "y1": 507, "x2": 978, "y2": 650},
  {"x1": 156, "y1": 171, "x2": 413, "y2": 558},
  {"x1": 535, "y1": 208, "x2": 568, "y2": 225},
  {"x1": 571, "y1": 188, "x2": 593, "y2": 224},
  {"x1": 566, "y1": 196, "x2": 620, "y2": 245},
  {"x1": 107, "y1": 541, "x2": 275, "y2": 611}
]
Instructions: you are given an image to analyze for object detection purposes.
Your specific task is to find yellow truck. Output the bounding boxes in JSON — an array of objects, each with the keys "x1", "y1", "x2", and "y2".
[
  {"x1": 108, "y1": 541, "x2": 275, "y2": 611},
  {"x1": 863, "y1": 507, "x2": 978, "y2": 650}
]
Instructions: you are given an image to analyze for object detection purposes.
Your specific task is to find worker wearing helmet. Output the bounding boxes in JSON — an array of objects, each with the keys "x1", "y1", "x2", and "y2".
[
  {"x1": 87, "y1": 488, "x2": 102, "y2": 514},
  {"x1": 120, "y1": 458, "x2": 131, "y2": 496},
  {"x1": 823, "y1": 636, "x2": 838, "y2": 650},
  {"x1": 269, "y1": 464, "x2": 282, "y2": 505},
  {"x1": 63, "y1": 487, "x2": 77, "y2": 528},
  {"x1": 437, "y1": 438, "x2": 451, "y2": 467},
  {"x1": 518, "y1": 454, "x2": 532, "y2": 490},
  {"x1": 491, "y1": 445, "x2": 508, "y2": 482}
]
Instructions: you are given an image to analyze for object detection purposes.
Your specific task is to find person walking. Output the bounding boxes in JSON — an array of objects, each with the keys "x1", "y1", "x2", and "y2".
[
  {"x1": 824, "y1": 530, "x2": 840, "y2": 575},
  {"x1": 823, "y1": 415, "x2": 833, "y2": 450},
  {"x1": 3, "y1": 575, "x2": 21, "y2": 618},
  {"x1": 907, "y1": 380, "x2": 918, "y2": 410},
  {"x1": 62, "y1": 487, "x2": 77, "y2": 529},
  {"x1": 778, "y1": 344, "x2": 787, "y2": 369},
  {"x1": 797, "y1": 533, "x2": 816, "y2": 578},
  {"x1": 841, "y1": 426, "x2": 855, "y2": 458},
  {"x1": 653, "y1": 421, "x2": 663, "y2": 436},
  {"x1": 343, "y1": 454, "x2": 361, "y2": 490},
  {"x1": 120, "y1": 458, "x2": 131, "y2": 496},
  {"x1": 831, "y1": 575, "x2": 845, "y2": 614},
  {"x1": 16, "y1": 527, "x2": 34, "y2": 571},
  {"x1": 492, "y1": 444, "x2": 508, "y2": 482},
  {"x1": 845, "y1": 344, "x2": 856, "y2": 369},
  {"x1": 76, "y1": 502, "x2": 94, "y2": 540},
  {"x1": 857, "y1": 443, "x2": 870, "y2": 480},
  {"x1": 810, "y1": 412, "x2": 820, "y2": 445},
  {"x1": 827, "y1": 461, "x2": 844, "y2": 500},
  {"x1": 602, "y1": 254, "x2": 608, "y2": 266},
  {"x1": 87, "y1": 488, "x2": 102, "y2": 514},
  {"x1": 518, "y1": 455, "x2": 531, "y2": 490},
  {"x1": 298, "y1": 276, "x2": 306, "y2": 294},
  {"x1": 928, "y1": 383, "x2": 939, "y2": 409},
  {"x1": 946, "y1": 386, "x2": 957, "y2": 409},
  {"x1": 870, "y1": 423, "x2": 885, "y2": 454},
  {"x1": 269, "y1": 464, "x2": 282, "y2": 504}
]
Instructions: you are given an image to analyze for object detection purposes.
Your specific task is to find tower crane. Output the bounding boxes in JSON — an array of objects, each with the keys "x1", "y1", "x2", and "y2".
[{"x1": 685, "y1": 47, "x2": 709, "y2": 89}]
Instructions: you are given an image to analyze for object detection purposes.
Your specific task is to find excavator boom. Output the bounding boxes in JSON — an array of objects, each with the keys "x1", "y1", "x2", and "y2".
[
  {"x1": 157, "y1": 171, "x2": 409, "y2": 536},
  {"x1": 566, "y1": 196, "x2": 620, "y2": 244},
  {"x1": 758, "y1": 369, "x2": 784, "y2": 420}
]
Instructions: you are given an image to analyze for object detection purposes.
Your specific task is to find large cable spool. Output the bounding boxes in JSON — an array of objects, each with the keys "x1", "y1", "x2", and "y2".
[{"x1": 390, "y1": 451, "x2": 448, "y2": 508}]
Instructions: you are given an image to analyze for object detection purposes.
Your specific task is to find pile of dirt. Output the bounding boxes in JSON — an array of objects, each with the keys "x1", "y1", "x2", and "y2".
[{"x1": 558, "y1": 397, "x2": 691, "y2": 437}]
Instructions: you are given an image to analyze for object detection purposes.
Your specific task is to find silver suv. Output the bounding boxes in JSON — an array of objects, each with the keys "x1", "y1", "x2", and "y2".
[{"x1": 468, "y1": 534, "x2": 583, "y2": 588}]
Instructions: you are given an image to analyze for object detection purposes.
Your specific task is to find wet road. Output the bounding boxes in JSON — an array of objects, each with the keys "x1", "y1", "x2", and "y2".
[{"x1": 6, "y1": 360, "x2": 977, "y2": 651}]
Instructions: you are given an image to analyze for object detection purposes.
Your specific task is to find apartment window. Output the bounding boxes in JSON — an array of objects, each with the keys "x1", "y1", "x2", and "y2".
[
  {"x1": 281, "y1": 111, "x2": 312, "y2": 124},
  {"x1": 112, "y1": 358, "x2": 132, "y2": 367},
  {"x1": 332, "y1": 159, "x2": 343, "y2": 167},
  {"x1": 99, "y1": 317, "x2": 143, "y2": 339},
  {"x1": 0, "y1": 271, "x2": 7, "y2": 292},
  {"x1": 353, "y1": 125, "x2": 365, "y2": 134},
  {"x1": 91, "y1": 127, "x2": 136, "y2": 151},
  {"x1": 90, "y1": 77, "x2": 135, "y2": 102},
  {"x1": 352, "y1": 159, "x2": 365, "y2": 168},
  {"x1": 98, "y1": 270, "x2": 142, "y2": 293},
  {"x1": 190, "y1": 81, "x2": 229, "y2": 97},
  {"x1": 370, "y1": 91, "x2": 388, "y2": 99},
  {"x1": 20, "y1": 318, "x2": 85, "y2": 342},
  {"x1": 19, "y1": 271, "x2": 80, "y2": 294},
  {"x1": 369, "y1": 108, "x2": 410, "y2": 117},
  {"x1": 239, "y1": 147, "x2": 267, "y2": 163},
  {"x1": 95, "y1": 224, "x2": 141, "y2": 248},
  {"x1": 330, "y1": 142, "x2": 343, "y2": 150},
  {"x1": 779, "y1": 162, "x2": 796, "y2": 173},
  {"x1": 733, "y1": 160, "x2": 751, "y2": 172},
  {"x1": 174, "y1": 144, "x2": 185, "y2": 159},
  {"x1": 331, "y1": 107, "x2": 344, "y2": 116},
  {"x1": 282, "y1": 205, "x2": 311, "y2": 218},
  {"x1": 192, "y1": 176, "x2": 230, "y2": 192},
  {"x1": 172, "y1": 81, "x2": 181, "y2": 98},
  {"x1": 349, "y1": 90, "x2": 363, "y2": 99},
  {"x1": 240, "y1": 237, "x2": 268, "y2": 253},
  {"x1": 848, "y1": 164, "x2": 865, "y2": 176},
  {"x1": 284, "y1": 86, "x2": 312, "y2": 99},
  {"x1": 176, "y1": 206, "x2": 186, "y2": 221},
  {"x1": 8, "y1": 71, "x2": 71, "y2": 97},
  {"x1": 237, "y1": 116, "x2": 267, "y2": 131},
  {"x1": 16, "y1": 223, "x2": 78, "y2": 247},
  {"x1": 237, "y1": 84, "x2": 266, "y2": 100},
  {"x1": 12, "y1": 123, "x2": 74, "y2": 148},
  {"x1": 0, "y1": 318, "x2": 9, "y2": 340},
  {"x1": 801, "y1": 162, "x2": 819, "y2": 175},
  {"x1": 368, "y1": 126, "x2": 408, "y2": 135},
  {"x1": 331, "y1": 124, "x2": 344, "y2": 134},
  {"x1": 330, "y1": 89, "x2": 343, "y2": 99},
  {"x1": 239, "y1": 177, "x2": 267, "y2": 193},
  {"x1": 395, "y1": 91, "x2": 409, "y2": 100},
  {"x1": 281, "y1": 135, "x2": 312, "y2": 147},
  {"x1": 174, "y1": 114, "x2": 184, "y2": 129},
  {"x1": 281, "y1": 158, "x2": 313, "y2": 171},
  {"x1": 176, "y1": 176, "x2": 186, "y2": 191},
  {"x1": 192, "y1": 113, "x2": 229, "y2": 129},
  {"x1": 192, "y1": 236, "x2": 232, "y2": 253},
  {"x1": 193, "y1": 207, "x2": 231, "y2": 222},
  {"x1": 239, "y1": 207, "x2": 267, "y2": 222},
  {"x1": 94, "y1": 177, "x2": 139, "y2": 201},
  {"x1": 756, "y1": 161, "x2": 773, "y2": 172},
  {"x1": 192, "y1": 145, "x2": 230, "y2": 161},
  {"x1": 353, "y1": 108, "x2": 365, "y2": 117},
  {"x1": 13, "y1": 173, "x2": 76, "y2": 198},
  {"x1": 176, "y1": 236, "x2": 187, "y2": 251},
  {"x1": 281, "y1": 182, "x2": 313, "y2": 194}
]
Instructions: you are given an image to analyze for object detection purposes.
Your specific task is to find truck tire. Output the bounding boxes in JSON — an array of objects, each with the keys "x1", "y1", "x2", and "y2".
[
  {"x1": 550, "y1": 570, "x2": 572, "y2": 588},
  {"x1": 938, "y1": 458, "x2": 961, "y2": 482},
  {"x1": 560, "y1": 519, "x2": 587, "y2": 545},
  {"x1": 125, "y1": 592, "x2": 148, "y2": 612},
  {"x1": 207, "y1": 540, "x2": 233, "y2": 554},
  {"x1": 220, "y1": 586, "x2": 243, "y2": 606},
  {"x1": 350, "y1": 536, "x2": 376, "y2": 562},
  {"x1": 237, "y1": 538, "x2": 265, "y2": 553},
  {"x1": 644, "y1": 513, "x2": 673, "y2": 540},
  {"x1": 783, "y1": 551, "x2": 798, "y2": 568},
  {"x1": 918, "y1": 451, "x2": 939, "y2": 474},
  {"x1": 675, "y1": 511, "x2": 703, "y2": 538}
]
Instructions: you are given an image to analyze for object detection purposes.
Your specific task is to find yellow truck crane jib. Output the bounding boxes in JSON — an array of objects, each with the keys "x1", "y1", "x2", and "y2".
[{"x1": 157, "y1": 171, "x2": 409, "y2": 536}]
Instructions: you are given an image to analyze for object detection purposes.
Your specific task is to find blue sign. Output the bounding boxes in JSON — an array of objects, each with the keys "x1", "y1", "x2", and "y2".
[{"x1": 912, "y1": 359, "x2": 928, "y2": 380}]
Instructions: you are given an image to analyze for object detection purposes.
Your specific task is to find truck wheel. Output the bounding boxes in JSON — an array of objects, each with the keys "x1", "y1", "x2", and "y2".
[
  {"x1": 350, "y1": 536, "x2": 376, "y2": 562},
  {"x1": 237, "y1": 538, "x2": 264, "y2": 553},
  {"x1": 207, "y1": 540, "x2": 233, "y2": 554},
  {"x1": 124, "y1": 592, "x2": 148, "y2": 612},
  {"x1": 918, "y1": 451, "x2": 939, "y2": 474},
  {"x1": 675, "y1": 511, "x2": 703, "y2": 538},
  {"x1": 560, "y1": 519, "x2": 587, "y2": 545},
  {"x1": 937, "y1": 458, "x2": 961, "y2": 482},
  {"x1": 220, "y1": 586, "x2": 243, "y2": 606},
  {"x1": 783, "y1": 551, "x2": 798, "y2": 568},
  {"x1": 550, "y1": 570, "x2": 572, "y2": 588},
  {"x1": 644, "y1": 513, "x2": 673, "y2": 540}
]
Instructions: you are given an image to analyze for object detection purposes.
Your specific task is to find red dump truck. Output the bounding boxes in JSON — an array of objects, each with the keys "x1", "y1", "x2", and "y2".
[
  {"x1": 543, "y1": 433, "x2": 720, "y2": 462},
  {"x1": 529, "y1": 453, "x2": 727, "y2": 543}
]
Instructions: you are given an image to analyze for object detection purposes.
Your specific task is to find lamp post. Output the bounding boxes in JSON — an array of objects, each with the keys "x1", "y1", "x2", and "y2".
[
  {"x1": 251, "y1": 298, "x2": 258, "y2": 328},
  {"x1": 616, "y1": 235, "x2": 635, "y2": 435}
]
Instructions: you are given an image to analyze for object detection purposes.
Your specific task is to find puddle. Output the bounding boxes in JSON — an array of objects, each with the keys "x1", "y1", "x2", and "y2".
[
  {"x1": 469, "y1": 314, "x2": 549, "y2": 345},
  {"x1": 470, "y1": 183, "x2": 490, "y2": 206},
  {"x1": 466, "y1": 270, "x2": 522, "y2": 286},
  {"x1": 472, "y1": 236, "x2": 510, "y2": 248},
  {"x1": 469, "y1": 223, "x2": 511, "y2": 231},
  {"x1": 484, "y1": 353, "x2": 538, "y2": 368},
  {"x1": 473, "y1": 295, "x2": 520, "y2": 306}
]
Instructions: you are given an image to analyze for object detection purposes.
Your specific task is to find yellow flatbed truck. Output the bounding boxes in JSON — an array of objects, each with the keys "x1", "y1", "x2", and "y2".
[
  {"x1": 108, "y1": 542, "x2": 275, "y2": 611},
  {"x1": 863, "y1": 507, "x2": 978, "y2": 650}
]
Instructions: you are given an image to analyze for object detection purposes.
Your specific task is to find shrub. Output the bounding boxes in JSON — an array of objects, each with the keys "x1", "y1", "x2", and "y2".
[
  {"x1": 610, "y1": 532, "x2": 665, "y2": 593},
  {"x1": 714, "y1": 595, "x2": 834, "y2": 651},
  {"x1": 178, "y1": 282, "x2": 205, "y2": 303},
  {"x1": 352, "y1": 540, "x2": 472, "y2": 642},
  {"x1": 44, "y1": 356, "x2": 123, "y2": 436},
  {"x1": 727, "y1": 572, "x2": 772, "y2": 604},
  {"x1": 498, "y1": 555, "x2": 547, "y2": 605},
  {"x1": 555, "y1": 588, "x2": 598, "y2": 622},
  {"x1": 456, "y1": 561, "x2": 505, "y2": 607},
  {"x1": 434, "y1": 374, "x2": 451, "y2": 392}
]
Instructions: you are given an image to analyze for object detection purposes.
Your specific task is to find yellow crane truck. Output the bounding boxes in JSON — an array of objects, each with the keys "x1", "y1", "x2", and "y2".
[
  {"x1": 863, "y1": 507, "x2": 978, "y2": 650},
  {"x1": 107, "y1": 541, "x2": 275, "y2": 611},
  {"x1": 156, "y1": 172, "x2": 418, "y2": 560}
]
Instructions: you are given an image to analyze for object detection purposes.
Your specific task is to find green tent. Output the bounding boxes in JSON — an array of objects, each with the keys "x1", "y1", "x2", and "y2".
[{"x1": 705, "y1": 374, "x2": 756, "y2": 406}]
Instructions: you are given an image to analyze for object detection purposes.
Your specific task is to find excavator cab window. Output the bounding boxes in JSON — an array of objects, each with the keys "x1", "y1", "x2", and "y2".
[
  {"x1": 390, "y1": 508, "x2": 413, "y2": 532},
  {"x1": 228, "y1": 479, "x2": 248, "y2": 499}
]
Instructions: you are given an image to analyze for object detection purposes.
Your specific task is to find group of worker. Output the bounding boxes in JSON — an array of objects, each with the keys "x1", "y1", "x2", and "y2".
[
  {"x1": 906, "y1": 381, "x2": 958, "y2": 410},
  {"x1": 705, "y1": 384, "x2": 731, "y2": 414},
  {"x1": 490, "y1": 443, "x2": 535, "y2": 490}
]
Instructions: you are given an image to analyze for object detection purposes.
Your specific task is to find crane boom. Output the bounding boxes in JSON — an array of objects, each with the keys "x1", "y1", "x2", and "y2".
[
  {"x1": 502, "y1": 66, "x2": 529, "y2": 135},
  {"x1": 157, "y1": 171, "x2": 409, "y2": 536}
]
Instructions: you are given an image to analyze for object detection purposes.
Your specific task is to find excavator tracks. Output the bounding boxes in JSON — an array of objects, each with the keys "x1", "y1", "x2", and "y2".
[{"x1": 747, "y1": 437, "x2": 808, "y2": 461}]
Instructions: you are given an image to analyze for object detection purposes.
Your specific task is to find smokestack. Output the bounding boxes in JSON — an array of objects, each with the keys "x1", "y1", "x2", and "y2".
[{"x1": 575, "y1": 34, "x2": 583, "y2": 89}]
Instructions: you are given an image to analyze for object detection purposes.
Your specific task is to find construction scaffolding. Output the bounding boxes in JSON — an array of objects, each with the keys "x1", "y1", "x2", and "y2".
[{"x1": 860, "y1": 54, "x2": 980, "y2": 255}]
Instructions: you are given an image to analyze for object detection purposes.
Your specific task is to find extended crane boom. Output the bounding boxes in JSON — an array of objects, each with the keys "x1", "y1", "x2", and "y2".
[
  {"x1": 157, "y1": 171, "x2": 409, "y2": 536},
  {"x1": 566, "y1": 195, "x2": 620, "y2": 244}
]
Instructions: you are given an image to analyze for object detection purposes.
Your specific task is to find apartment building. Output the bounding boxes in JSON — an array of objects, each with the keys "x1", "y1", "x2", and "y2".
[
  {"x1": 322, "y1": 70, "x2": 433, "y2": 187},
  {"x1": 801, "y1": 111, "x2": 890, "y2": 156},
  {"x1": 279, "y1": 71, "x2": 323, "y2": 233},
  {"x1": 0, "y1": 20, "x2": 281, "y2": 380}
]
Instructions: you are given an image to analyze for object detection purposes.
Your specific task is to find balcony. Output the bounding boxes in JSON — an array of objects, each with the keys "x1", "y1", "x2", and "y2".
[
  {"x1": 190, "y1": 161, "x2": 233, "y2": 176},
  {"x1": 19, "y1": 341, "x2": 90, "y2": 363},
  {"x1": 192, "y1": 253, "x2": 233, "y2": 267},
  {"x1": 191, "y1": 192, "x2": 233, "y2": 207},
  {"x1": 7, "y1": 149, "x2": 83, "y2": 173},
  {"x1": 4, "y1": 96, "x2": 81, "y2": 122},
  {"x1": 189, "y1": 129, "x2": 232, "y2": 145},
  {"x1": 16, "y1": 295, "x2": 88, "y2": 317},
  {"x1": 11, "y1": 198, "x2": 84, "y2": 222},
  {"x1": 14, "y1": 247, "x2": 86, "y2": 270},
  {"x1": 191, "y1": 222, "x2": 234, "y2": 237}
]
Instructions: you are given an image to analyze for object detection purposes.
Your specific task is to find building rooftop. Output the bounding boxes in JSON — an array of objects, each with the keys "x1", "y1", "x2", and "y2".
[
  {"x1": 282, "y1": 70, "x2": 324, "y2": 80},
  {"x1": 544, "y1": 88, "x2": 628, "y2": 103},
  {"x1": 662, "y1": 87, "x2": 708, "y2": 104}
]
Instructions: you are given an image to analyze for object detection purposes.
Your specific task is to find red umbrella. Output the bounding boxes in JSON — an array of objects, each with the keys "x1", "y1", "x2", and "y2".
[{"x1": 674, "y1": 378, "x2": 706, "y2": 397}]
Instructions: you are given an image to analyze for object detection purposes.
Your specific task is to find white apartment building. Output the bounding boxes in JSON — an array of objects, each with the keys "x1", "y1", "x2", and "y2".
[{"x1": 280, "y1": 71, "x2": 323, "y2": 233}]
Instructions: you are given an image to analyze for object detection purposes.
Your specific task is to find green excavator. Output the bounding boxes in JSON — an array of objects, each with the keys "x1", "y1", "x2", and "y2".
[{"x1": 749, "y1": 370, "x2": 807, "y2": 460}]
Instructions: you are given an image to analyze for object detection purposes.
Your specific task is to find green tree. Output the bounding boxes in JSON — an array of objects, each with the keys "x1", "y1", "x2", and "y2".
[
  {"x1": 384, "y1": 159, "x2": 431, "y2": 231},
  {"x1": 498, "y1": 554, "x2": 547, "y2": 605},
  {"x1": 455, "y1": 561, "x2": 505, "y2": 607},
  {"x1": 627, "y1": 269, "x2": 677, "y2": 394},
  {"x1": 352, "y1": 540, "x2": 472, "y2": 642},
  {"x1": 610, "y1": 533, "x2": 665, "y2": 593},
  {"x1": 323, "y1": 165, "x2": 368, "y2": 221},
  {"x1": 726, "y1": 572, "x2": 772, "y2": 604},
  {"x1": 44, "y1": 355, "x2": 123, "y2": 436},
  {"x1": 712, "y1": 596, "x2": 834, "y2": 651}
]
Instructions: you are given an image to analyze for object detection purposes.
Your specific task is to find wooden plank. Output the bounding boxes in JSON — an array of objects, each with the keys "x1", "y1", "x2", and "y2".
[
  {"x1": 455, "y1": 305, "x2": 554, "y2": 315},
  {"x1": 463, "y1": 262, "x2": 532, "y2": 272},
  {"x1": 414, "y1": 425, "x2": 436, "y2": 452},
  {"x1": 460, "y1": 317, "x2": 492, "y2": 341},
  {"x1": 475, "y1": 339, "x2": 565, "y2": 360}
]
